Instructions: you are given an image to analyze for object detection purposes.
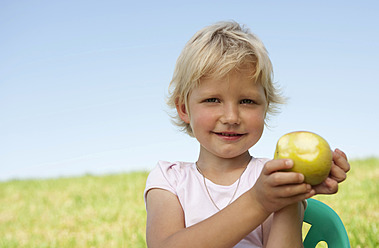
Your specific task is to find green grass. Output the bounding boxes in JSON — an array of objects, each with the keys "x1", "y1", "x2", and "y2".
[
  {"x1": 0, "y1": 158, "x2": 378, "y2": 247},
  {"x1": 313, "y1": 157, "x2": 379, "y2": 247},
  {"x1": 0, "y1": 172, "x2": 148, "y2": 248}
]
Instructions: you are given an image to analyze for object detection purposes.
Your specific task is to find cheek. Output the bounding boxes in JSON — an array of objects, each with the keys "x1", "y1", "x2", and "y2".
[
  {"x1": 190, "y1": 109, "x2": 216, "y2": 130},
  {"x1": 245, "y1": 111, "x2": 266, "y2": 130}
]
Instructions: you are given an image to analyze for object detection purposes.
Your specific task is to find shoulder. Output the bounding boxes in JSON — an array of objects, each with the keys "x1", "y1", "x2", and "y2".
[
  {"x1": 150, "y1": 160, "x2": 194, "y2": 180},
  {"x1": 144, "y1": 161, "x2": 195, "y2": 201},
  {"x1": 253, "y1": 157, "x2": 271, "y2": 165}
]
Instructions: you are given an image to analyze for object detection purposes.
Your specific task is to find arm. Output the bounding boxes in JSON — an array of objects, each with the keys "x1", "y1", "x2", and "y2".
[
  {"x1": 264, "y1": 202, "x2": 305, "y2": 248},
  {"x1": 146, "y1": 159, "x2": 313, "y2": 248}
]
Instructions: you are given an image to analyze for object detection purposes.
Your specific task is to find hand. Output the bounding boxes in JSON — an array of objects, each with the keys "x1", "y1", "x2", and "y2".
[
  {"x1": 312, "y1": 148, "x2": 350, "y2": 195},
  {"x1": 251, "y1": 159, "x2": 314, "y2": 214}
]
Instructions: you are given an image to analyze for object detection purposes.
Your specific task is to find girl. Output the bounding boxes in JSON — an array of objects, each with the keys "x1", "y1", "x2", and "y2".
[{"x1": 144, "y1": 21, "x2": 350, "y2": 248}]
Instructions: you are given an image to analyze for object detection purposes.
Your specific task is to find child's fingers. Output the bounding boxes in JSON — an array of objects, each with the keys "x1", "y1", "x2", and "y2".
[
  {"x1": 268, "y1": 171, "x2": 305, "y2": 186},
  {"x1": 263, "y1": 159, "x2": 293, "y2": 175},
  {"x1": 284, "y1": 190, "x2": 315, "y2": 204},
  {"x1": 275, "y1": 183, "x2": 312, "y2": 198},
  {"x1": 333, "y1": 149, "x2": 350, "y2": 173},
  {"x1": 335, "y1": 148, "x2": 348, "y2": 160},
  {"x1": 312, "y1": 177, "x2": 338, "y2": 195},
  {"x1": 268, "y1": 186, "x2": 315, "y2": 209},
  {"x1": 329, "y1": 163, "x2": 347, "y2": 183}
]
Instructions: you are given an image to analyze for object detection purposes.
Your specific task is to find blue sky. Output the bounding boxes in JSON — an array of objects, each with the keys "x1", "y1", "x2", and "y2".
[{"x1": 1, "y1": 1, "x2": 378, "y2": 181}]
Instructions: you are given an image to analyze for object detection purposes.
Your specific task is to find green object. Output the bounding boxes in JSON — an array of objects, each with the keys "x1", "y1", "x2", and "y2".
[{"x1": 303, "y1": 198, "x2": 350, "y2": 248}]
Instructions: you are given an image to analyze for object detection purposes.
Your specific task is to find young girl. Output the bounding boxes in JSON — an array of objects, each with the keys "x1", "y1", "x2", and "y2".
[{"x1": 144, "y1": 21, "x2": 350, "y2": 248}]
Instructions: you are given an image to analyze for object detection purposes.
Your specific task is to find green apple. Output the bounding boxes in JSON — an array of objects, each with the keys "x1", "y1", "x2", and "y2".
[{"x1": 274, "y1": 131, "x2": 333, "y2": 185}]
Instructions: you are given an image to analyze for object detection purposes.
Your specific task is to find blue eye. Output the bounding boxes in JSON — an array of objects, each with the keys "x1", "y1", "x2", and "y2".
[
  {"x1": 205, "y1": 98, "x2": 219, "y2": 103},
  {"x1": 240, "y1": 99, "x2": 255, "y2": 104}
]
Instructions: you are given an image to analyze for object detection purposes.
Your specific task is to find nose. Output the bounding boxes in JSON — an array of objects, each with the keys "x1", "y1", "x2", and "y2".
[{"x1": 220, "y1": 103, "x2": 240, "y2": 125}]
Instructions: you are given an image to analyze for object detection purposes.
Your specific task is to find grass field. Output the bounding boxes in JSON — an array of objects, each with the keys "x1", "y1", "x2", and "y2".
[{"x1": 0, "y1": 158, "x2": 378, "y2": 247}]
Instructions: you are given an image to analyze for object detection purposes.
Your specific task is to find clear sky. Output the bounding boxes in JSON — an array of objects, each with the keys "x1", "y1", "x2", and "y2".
[{"x1": 1, "y1": 1, "x2": 378, "y2": 181}]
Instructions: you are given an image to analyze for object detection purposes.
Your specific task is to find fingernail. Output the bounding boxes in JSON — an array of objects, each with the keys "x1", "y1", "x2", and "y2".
[
  {"x1": 285, "y1": 159, "x2": 293, "y2": 167},
  {"x1": 298, "y1": 173, "x2": 305, "y2": 182}
]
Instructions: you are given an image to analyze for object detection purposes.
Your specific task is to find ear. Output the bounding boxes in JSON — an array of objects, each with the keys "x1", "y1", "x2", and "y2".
[{"x1": 176, "y1": 102, "x2": 190, "y2": 124}]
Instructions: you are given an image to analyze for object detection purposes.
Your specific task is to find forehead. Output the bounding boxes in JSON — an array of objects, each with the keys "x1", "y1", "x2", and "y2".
[
  {"x1": 201, "y1": 60, "x2": 256, "y2": 83},
  {"x1": 199, "y1": 68, "x2": 258, "y2": 89},
  {"x1": 192, "y1": 69, "x2": 265, "y2": 98}
]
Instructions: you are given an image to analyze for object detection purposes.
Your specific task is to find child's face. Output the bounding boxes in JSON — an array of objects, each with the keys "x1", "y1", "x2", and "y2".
[{"x1": 178, "y1": 69, "x2": 267, "y2": 160}]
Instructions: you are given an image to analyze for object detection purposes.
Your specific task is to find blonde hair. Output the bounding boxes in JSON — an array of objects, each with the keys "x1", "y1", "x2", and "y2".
[{"x1": 167, "y1": 21, "x2": 285, "y2": 136}]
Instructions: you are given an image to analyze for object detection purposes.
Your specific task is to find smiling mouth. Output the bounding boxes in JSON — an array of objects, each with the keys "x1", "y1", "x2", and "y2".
[{"x1": 215, "y1": 132, "x2": 244, "y2": 137}]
